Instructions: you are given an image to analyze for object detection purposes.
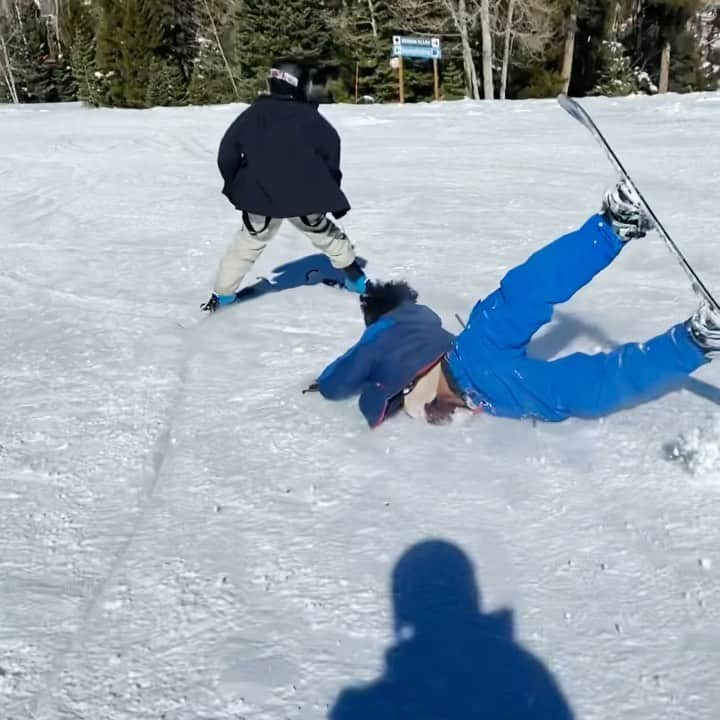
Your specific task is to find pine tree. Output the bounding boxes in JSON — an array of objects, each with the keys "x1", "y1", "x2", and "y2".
[
  {"x1": 0, "y1": 1, "x2": 73, "y2": 103},
  {"x1": 46, "y1": 53, "x2": 76, "y2": 100},
  {"x1": 669, "y1": 19, "x2": 708, "y2": 90},
  {"x1": 188, "y1": 0, "x2": 241, "y2": 105},
  {"x1": 156, "y1": 0, "x2": 197, "y2": 85},
  {"x1": 0, "y1": 3, "x2": 30, "y2": 102},
  {"x1": 440, "y1": 54, "x2": 468, "y2": 100},
  {"x1": 94, "y1": 0, "x2": 125, "y2": 105},
  {"x1": 701, "y1": 6, "x2": 720, "y2": 88},
  {"x1": 325, "y1": 0, "x2": 401, "y2": 103},
  {"x1": 568, "y1": 0, "x2": 616, "y2": 96},
  {"x1": 141, "y1": 0, "x2": 197, "y2": 105},
  {"x1": 591, "y1": 39, "x2": 637, "y2": 95},
  {"x1": 147, "y1": 54, "x2": 187, "y2": 105},
  {"x1": 631, "y1": 0, "x2": 705, "y2": 92},
  {"x1": 94, "y1": 0, "x2": 169, "y2": 108},
  {"x1": 120, "y1": 0, "x2": 161, "y2": 107},
  {"x1": 62, "y1": 0, "x2": 100, "y2": 105}
]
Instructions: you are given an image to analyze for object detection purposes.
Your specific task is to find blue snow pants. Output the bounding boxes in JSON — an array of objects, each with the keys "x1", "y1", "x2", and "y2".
[{"x1": 446, "y1": 214, "x2": 708, "y2": 421}]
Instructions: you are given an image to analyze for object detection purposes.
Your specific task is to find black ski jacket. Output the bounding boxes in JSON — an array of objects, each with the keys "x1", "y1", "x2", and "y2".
[{"x1": 217, "y1": 94, "x2": 350, "y2": 219}]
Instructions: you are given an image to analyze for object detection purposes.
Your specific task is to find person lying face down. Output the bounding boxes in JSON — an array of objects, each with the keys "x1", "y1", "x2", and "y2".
[{"x1": 310, "y1": 181, "x2": 720, "y2": 428}]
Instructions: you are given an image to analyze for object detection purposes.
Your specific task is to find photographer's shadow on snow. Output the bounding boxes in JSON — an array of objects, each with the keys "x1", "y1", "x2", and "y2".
[
  {"x1": 234, "y1": 253, "x2": 367, "y2": 302},
  {"x1": 329, "y1": 540, "x2": 574, "y2": 720}
]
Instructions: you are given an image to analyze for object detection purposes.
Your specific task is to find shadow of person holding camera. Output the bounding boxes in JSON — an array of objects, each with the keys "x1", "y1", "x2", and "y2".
[{"x1": 330, "y1": 539, "x2": 574, "y2": 720}]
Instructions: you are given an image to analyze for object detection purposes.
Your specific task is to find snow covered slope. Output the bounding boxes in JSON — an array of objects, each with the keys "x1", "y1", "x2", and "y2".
[{"x1": 1, "y1": 93, "x2": 719, "y2": 719}]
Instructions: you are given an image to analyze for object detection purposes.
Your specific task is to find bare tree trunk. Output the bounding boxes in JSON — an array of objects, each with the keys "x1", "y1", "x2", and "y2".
[
  {"x1": 53, "y1": 0, "x2": 60, "y2": 42},
  {"x1": 499, "y1": 0, "x2": 515, "y2": 100},
  {"x1": 658, "y1": 39, "x2": 670, "y2": 92},
  {"x1": 37, "y1": 0, "x2": 61, "y2": 59},
  {"x1": 201, "y1": 0, "x2": 239, "y2": 99},
  {"x1": 480, "y1": 0, "x2": 493, "y2": 98},
  {"x1": 610, "y1": 1, "x2": 621, "y2": 38},
  {"x1": 560, "y1": 12, "x2": 576, "y2": 94},
  {"x1": 51, "y1": 0, "x2": 61, "y2": 61},
  {"x1": 367, "y1": 0, "x2": 377, "y2": 37},
  {"x1": 398, "y1": 0, "x2": 482, "y2": 99},
  {"x1": 453, "y1": 0, "x2": 480, "y2": 99},
  {"x1": 634, "y1": 0, "x2": 643, "y2": 57},
  {"x1": 45, "y1": 15, "x2": 57, "y2": 61},
  {"x1": 13, "y1": 0, "x2": 28, "y2": 51},
  {"x1": 0, "y1": 30, "x2": 19, "y2": 103}
]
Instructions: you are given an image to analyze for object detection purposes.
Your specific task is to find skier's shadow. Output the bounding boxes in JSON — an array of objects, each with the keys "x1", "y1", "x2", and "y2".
[
  {"x1": 530, "y1": 311, "x2": 720, "y2": 407},
  {"x1": 329, "y1": 540, "x2": 574, "y2": 720},
  {"x1": 234, "y1": 254, "x2": 367, "y2": 303}
]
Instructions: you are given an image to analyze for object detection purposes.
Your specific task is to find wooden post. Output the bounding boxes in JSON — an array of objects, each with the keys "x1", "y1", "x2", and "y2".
[
  {"x1": 397, "y1": 56, "x2": 405, "y2": 104},
  {"x1": 355, "y1": 61, "x2": 359, "y2": 103},
  {"x1": 433, "y1": 58, "x2": 440, "y2": 101}
]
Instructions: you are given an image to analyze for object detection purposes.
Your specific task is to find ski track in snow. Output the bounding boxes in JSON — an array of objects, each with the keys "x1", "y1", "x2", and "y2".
[
  {"x1": 31, "y1": 338, "x2": 193, "y2": 720},
  {"x1": 2, "y1": 95, "x2": 720, "y2": 719}
]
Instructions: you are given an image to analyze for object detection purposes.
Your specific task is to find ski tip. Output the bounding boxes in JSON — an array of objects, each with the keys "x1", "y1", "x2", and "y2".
[{"x1": 556, "y1": 94, "x2": 586, "y2": 122}]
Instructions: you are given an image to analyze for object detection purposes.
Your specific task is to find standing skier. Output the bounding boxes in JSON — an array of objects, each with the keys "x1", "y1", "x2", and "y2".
[
  {"x1": 202, "y1": 59, "x2": 367, "y2": 312},
  {"x1": 310, "y1": 181, "x2": 720, "y2": 427}
]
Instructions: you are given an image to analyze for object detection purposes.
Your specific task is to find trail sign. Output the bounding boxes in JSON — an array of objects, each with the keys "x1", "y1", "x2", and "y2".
[
  {"x1": 392, "y1": 36, "x2": 442, "y2": 60},
  {"x1": 390, "y1": 37, "x2": 443, "y2": 103}
]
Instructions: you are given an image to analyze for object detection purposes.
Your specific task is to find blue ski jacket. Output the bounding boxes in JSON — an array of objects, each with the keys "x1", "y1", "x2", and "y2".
[{"x1": 317, "y1": 303, "x2": 455, "y2": 426}]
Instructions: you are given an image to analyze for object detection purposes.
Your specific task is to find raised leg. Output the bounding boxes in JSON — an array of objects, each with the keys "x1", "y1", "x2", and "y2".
[{"x1": 462, "y1": 215, "x2": 623, "y2": 354}]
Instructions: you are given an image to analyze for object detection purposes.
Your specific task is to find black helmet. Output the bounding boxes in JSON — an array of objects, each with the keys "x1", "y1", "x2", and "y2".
[
  {"x1": 268, "y1": 60, "x2": 309, "y2": 100},
  {"x1": 268, "y1": 59, "x2": 336, "y2": 102}
]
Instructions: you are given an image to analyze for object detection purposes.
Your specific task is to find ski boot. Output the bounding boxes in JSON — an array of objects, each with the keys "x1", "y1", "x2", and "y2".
[
  {"x1": 688, "y1": 300, "x2": 720, "y2": 358},
  {"x1": 200, "y1": 293, "x2": 237, "y2": 313},
  {"x1": 602, "y1": 179, "x2": 654, "y2": 242},
  {"x1": 342, "y1": 259, "x2": 368, "y2": 294}
]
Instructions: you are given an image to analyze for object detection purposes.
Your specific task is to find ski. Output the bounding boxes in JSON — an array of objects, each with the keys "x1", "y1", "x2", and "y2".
[{"x1": 557, "y1": 94, "x2": 720, "y2": 312}]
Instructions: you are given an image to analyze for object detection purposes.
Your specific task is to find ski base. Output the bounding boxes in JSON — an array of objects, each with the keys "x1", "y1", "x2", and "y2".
[{"x1": 558, "y1": 94, "x2": 719, "y2": 313}]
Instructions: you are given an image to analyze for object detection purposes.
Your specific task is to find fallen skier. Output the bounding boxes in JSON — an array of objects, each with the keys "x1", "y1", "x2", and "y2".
[{"x1": 309, "y1": 181, "x2": 719, "y2": 427}]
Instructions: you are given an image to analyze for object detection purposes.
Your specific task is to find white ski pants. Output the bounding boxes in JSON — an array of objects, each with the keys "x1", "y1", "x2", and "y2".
[{"x1": 213, "y1": 212, "x2": 356, "y2": 297}]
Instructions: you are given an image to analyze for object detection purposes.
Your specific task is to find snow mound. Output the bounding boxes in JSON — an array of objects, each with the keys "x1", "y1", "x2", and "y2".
[{"x1": 664, "y1": 415, "x2": 720, "y2": 474}]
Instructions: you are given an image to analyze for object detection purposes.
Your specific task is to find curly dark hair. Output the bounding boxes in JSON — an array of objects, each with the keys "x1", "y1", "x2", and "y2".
[{"x1": 360, "y1": 280, "x2": 419, "y2": 327}]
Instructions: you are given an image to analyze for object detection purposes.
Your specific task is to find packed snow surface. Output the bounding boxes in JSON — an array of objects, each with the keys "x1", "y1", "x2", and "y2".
[{"x1": 2, "y1": 93, "x2": 720, "y2": 719}]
